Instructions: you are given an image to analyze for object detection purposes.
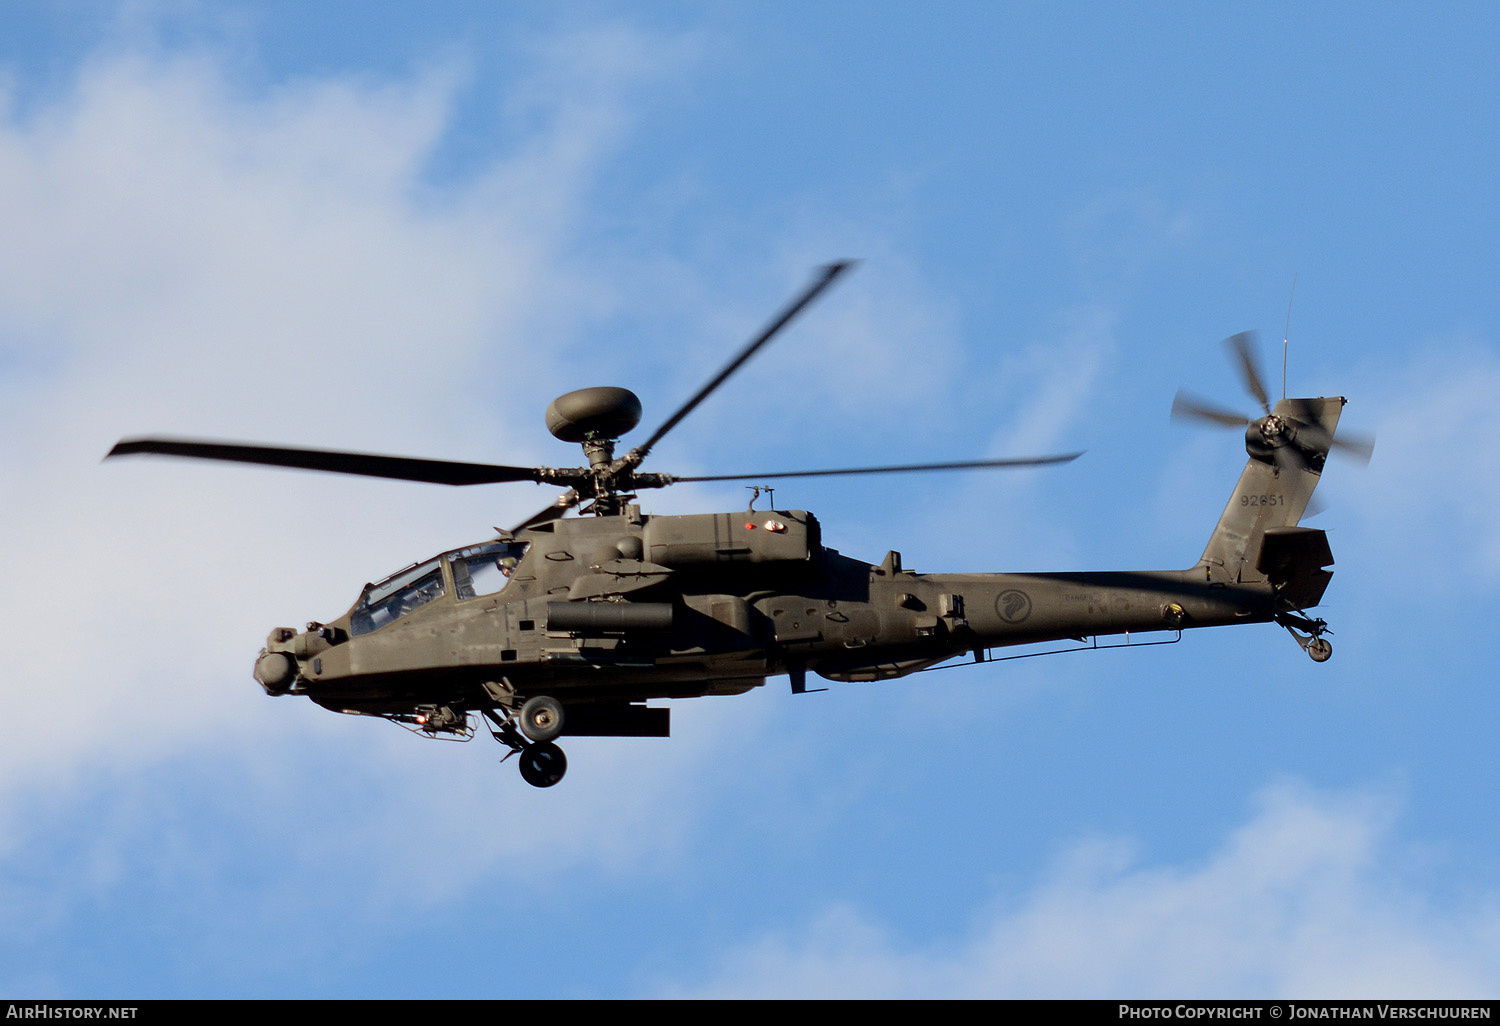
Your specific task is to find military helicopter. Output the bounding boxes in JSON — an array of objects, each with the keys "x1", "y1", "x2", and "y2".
[{"x1": 107, "y1": 264, "x2": 1369, "y2": 787}]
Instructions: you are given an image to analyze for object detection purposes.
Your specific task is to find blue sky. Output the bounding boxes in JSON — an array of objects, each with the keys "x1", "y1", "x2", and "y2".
[{"x1": 2, "y1": 1, "x2": 1499, "y2": 998}]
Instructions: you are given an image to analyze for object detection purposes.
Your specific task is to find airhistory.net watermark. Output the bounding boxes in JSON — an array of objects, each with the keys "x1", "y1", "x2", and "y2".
[{"x1": 5, "y1": 1007, "x2": 137, "y2": 1019}]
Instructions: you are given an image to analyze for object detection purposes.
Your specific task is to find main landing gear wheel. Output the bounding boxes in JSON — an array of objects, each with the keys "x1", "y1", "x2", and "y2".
[
  {"x1": 1306, "y1": 637, "x2": 1332, "y2": 663},
  {"x1": 518, "y1": 742, "x2": 567, "y2": 788},
  {"x1": 519, "y1": 695, "x2": 565, "y2": 743}
]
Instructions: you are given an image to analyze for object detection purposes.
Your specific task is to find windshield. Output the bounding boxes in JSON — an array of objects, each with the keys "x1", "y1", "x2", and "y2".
[
  {"x1": 447, "y1": 541, "x2": 529, "y2": 600},
  {"x1": 350, "y1": 558, "x2": 446, "y2": 636}
]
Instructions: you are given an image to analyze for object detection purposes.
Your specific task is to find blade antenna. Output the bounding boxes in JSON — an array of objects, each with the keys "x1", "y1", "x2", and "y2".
[
  {"x1": 620, "y1": 261, "x2": 855, "y2": 468},
  {"x1": 1282, "y1": 272, "x2": 1297, "y2": 401}
]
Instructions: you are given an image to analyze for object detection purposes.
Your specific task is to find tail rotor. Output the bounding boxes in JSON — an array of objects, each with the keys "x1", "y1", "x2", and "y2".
[{"x1": 1171, "y1": 330, "x2": 1375, "y2": 470}]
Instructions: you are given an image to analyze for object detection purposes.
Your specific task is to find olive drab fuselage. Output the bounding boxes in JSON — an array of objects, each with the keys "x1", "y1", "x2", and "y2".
[
  {"x1": 254, "y1": 395, "x2": 1348, "y2": 751},
  {"x1": 258, "y1": 506, "x2": 1278, "y2": 715}
]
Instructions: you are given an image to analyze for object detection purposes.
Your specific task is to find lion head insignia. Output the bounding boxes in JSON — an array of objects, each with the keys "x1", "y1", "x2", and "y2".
[{"x1": 996, "y1": 589, "x2": 1032, "y2": 624}]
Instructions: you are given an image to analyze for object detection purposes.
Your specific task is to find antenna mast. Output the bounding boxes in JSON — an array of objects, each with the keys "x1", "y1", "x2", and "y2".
[{"x1": 1282, "y1": 272, "x2": 1297, "y2": 400}]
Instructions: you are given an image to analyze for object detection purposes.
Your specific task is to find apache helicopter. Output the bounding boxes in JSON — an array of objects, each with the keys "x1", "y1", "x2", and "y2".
[{"x1": 107, "y1": 263, "x2": 1370, "y2": 787}]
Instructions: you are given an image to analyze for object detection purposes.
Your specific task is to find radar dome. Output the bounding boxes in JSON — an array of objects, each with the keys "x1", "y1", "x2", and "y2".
[{"x1": 545, "y1": 387, "x2": 643, "y2": 442}]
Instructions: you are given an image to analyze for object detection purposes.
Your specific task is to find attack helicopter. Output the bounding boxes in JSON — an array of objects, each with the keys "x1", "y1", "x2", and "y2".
[{"x1": 107, "y1": 263, "x2": 1369, "y2": 787}]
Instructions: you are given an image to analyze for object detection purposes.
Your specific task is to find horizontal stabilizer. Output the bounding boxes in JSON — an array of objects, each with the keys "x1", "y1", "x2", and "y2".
[{"x1": 1258, "y1": 526, "x2": 1335, "y2": 610}]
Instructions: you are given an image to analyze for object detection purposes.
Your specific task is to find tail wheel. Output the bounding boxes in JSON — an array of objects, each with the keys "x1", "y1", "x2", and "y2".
[
  {"x1": 519, "y1": 695, "x2": 565, "y2": 743},
  {"x1": 1307, "y1": 637, "x2": 1332, "y2": 662},
  {"x1": 518, "y1": 742, "x2": 567, "y2": 788}
]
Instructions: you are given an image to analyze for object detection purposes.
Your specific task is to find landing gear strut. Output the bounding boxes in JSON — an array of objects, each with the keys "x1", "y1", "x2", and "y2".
[
  {"x1": 1276, "y1": 611, "x2": 1333, "y2": 663},
  {"x1": 482, "y1": 699, "x2": 570, "y2": 788}
]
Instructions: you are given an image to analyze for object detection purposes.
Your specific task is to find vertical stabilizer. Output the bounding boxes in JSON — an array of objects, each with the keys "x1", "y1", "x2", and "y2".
[{"x1": 1198, "y1": 396, "x2": 1344, "y2": 584}]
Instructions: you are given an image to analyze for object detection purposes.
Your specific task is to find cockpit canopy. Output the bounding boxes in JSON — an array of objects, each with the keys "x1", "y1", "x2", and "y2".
[
  {"x1": 349, "y1": 540, "x2": 529, "y2": 636},
  {"x1": 448, "y1": 540, "x2": 527, "y2": 600}
]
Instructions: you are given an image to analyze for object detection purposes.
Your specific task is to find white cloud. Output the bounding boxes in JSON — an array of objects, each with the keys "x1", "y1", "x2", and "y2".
[
  {"x1": 659, "y1": 780, "x2": 1500, "y2": 998},
  {"x1": 1341, "y1": 339, "x2": 1500, "y2": 583}
]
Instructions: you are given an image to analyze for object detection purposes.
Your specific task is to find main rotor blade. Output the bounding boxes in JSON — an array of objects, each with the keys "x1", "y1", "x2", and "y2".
[
  {"x1": 1225, "y1": 331, "x2": 1272, "y2": 416},
  {"x1": 672, "y1": 452, "x2": 1082, "y2": 483},
  {"x1": 627, "y1": 261, "x2": 855, "y2": 461},
  {"x1": 1170, "y1": 390, "x2": 1250, "y2": 428},
  {"x1": 510, "y1": 489, "x2": 581, "y2": 532},
  {"x1": 107, "y1": 437, "x2": 547, "y2": 486}
]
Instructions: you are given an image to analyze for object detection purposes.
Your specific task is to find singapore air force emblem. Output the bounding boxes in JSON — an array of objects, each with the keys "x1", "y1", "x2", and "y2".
[{"x1": 997, "y1": 589, "x2": 1032, "y2": 624}]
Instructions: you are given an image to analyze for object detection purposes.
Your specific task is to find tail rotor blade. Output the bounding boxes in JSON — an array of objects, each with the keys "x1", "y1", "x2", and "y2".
[
  {"x1": 1171, "y1": 390, "x2": 1250, "y2": 429},
  {"x1": 1225, "y1": 331, "x2": 1271, "y2": 416},
  {"x1": 1294, "y1": 422, "x2": 1377, "y2": 467},
  {"x1": 1271, "y1": 440, "x2": 1314, "y2": 478},
  {"x1": 1329, "y1": 430, "x2": 1376, "y2": 466}
]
